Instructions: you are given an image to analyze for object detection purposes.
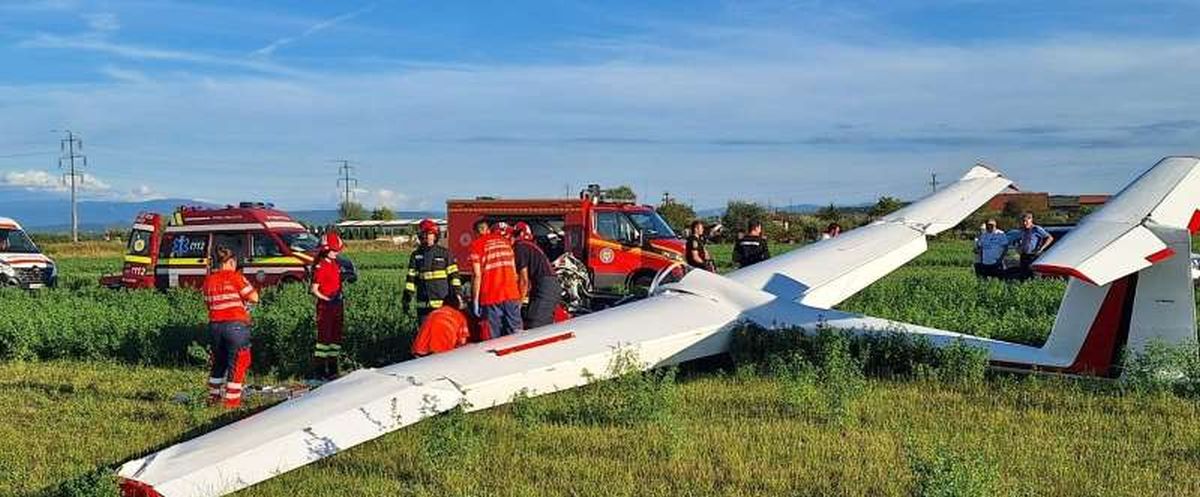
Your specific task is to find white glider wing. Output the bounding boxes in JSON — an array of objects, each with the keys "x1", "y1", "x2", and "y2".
[
  {"x1": 729, "y1": 164, "x2": 1013, "y2": 307},
  {"x1": 1033, "y1": 156, "x2": 1200, "y2": 286}
]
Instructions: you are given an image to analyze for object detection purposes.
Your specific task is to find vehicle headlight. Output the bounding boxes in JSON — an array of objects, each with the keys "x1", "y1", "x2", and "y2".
[{"x1": 665, "y1": 251, "x2": 684, "y2": 262}]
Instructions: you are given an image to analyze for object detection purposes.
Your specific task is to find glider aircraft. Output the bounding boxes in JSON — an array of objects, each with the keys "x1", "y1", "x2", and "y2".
[{"x1": 119, "y1": 157, "x2": 1200, "y2": 497}]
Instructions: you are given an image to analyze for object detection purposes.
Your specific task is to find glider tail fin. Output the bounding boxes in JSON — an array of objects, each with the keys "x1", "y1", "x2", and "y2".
[{"x1": 1034, "y1": 157, "x2": 1200, "y2": 376}]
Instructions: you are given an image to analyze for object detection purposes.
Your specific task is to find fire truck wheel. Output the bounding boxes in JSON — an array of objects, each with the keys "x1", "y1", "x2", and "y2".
[{"x1": 628, "y1": 271, "x2": 656, "y2": 297}]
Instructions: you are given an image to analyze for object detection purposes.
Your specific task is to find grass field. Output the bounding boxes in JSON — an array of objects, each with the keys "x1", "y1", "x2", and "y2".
[{"x1": 3, "y1": 240, "x2": 1199, "y2": 497}]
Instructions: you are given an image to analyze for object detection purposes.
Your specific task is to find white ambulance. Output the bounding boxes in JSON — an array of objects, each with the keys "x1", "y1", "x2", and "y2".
[{"x1": 0, "y1": 217, "x2": 56, "y2": 288}]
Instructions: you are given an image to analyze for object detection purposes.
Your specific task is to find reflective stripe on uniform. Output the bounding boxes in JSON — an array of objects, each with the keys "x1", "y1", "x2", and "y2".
[
  {"x1": 417, "y1": 299, "x2": 444, "y2": 309},
  {"x1": 419, "y1": 270, "x2": 448, "y2": 280},
  {"x1": 445, "y1": 264, "x2": 459, "y2": 273},
  {"x1": 404, "y1": 282, "x2": 417, "y2": 292}
]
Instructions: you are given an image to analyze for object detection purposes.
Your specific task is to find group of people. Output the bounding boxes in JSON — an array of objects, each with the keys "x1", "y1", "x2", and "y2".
[
  {"x1": 404, "y1": 219, "x2": 564, "y2": 356},
  {"x1": 685, "y1": 220, "x2": 773, "y2": 272},
  {"x1": 198, "y1": 219, "x2": 566, "y2": 409},
  {"x1": 973, "y1": 212, "x2": 1056, "y2": 280}
]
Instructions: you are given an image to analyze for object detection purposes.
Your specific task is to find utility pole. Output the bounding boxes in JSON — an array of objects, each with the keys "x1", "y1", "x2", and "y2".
[
  {"x1": 57, "y1": 130, "x2": 87, "y2": 243},
  {"x1": 332, "y1": 159, "x2": 358, "y2": 207},
  {"x1": 929, "y1": 172, "x2": 940, "y2": 193}
]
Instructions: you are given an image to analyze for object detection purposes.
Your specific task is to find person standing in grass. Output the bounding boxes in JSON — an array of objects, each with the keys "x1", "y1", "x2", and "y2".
[
  {"x1": 686, "y1": 220, "x2": 715, "y2": 271},
  {"x1": 311, "y1": 231, "x2": 346, "y2": 380},
  {"x1": 202, "y1": 246, "x2": 259, "y2": 408},
  {"x1": 1007, "y1": 212, "x2": 1054, "y2": 280},
  {"x1": 469, "y1": 220, "x2": 523, "y2": 338},
  {"x1": 732, "y1": 221, "x2": 771, "y2": 268},
  {"x1": 973, "y1": 219, "x2": 1010, "y2": 278}
]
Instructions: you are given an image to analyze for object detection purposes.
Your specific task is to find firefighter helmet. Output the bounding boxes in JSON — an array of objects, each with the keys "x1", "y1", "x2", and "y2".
[
  {"x1": 418, "y1": 219, "x2": 439, "y2": 235},
  {"x1": 321, "y1": 231, "x2": 345, "y2": 252},
  {"x1": 513, "y1": 221, "x2": 533, "y2": 241},
  {"x1": 493, "y1": 221, "x2": 512, "y2": 239}
]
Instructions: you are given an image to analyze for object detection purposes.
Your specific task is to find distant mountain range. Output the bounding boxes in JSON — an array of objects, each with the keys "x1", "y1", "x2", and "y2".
[
  {"x1": 0, "y1": 196, "x2": 445, "y2": 233},
  {"x1": 0, "y1": 198, "x2": 217, "y2": 232}
]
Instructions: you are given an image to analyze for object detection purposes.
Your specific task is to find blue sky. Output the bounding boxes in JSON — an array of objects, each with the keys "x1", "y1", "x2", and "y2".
[{"x1": 1, "y1": 0, "x2": 1199, "y2": 211}]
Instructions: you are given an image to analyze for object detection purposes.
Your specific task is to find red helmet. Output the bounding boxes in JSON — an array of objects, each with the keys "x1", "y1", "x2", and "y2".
[
  {"x1": 321, "y1": 231, "x2": 345, "y2": 252},
  {"x1": 418, "y1": 219, "x2": 439, "y2": 235},
  {"x1": 513, "y1": 221, "x2": 533, "y2": 240},
  {"x1": 493, "y1": 221, "x2": 512, "y2": 239}
]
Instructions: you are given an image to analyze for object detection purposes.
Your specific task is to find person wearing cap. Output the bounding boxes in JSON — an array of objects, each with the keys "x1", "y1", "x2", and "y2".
[
  {"x1": 202, "y1": 246, "x2": 259, "y2": 408},
  {"x1": 468, "y1": 220, "x2": 523, "y2": 338},
  {"x1": 974, "y1": 218, "x2": 1009, "y2": 278},
  {"x1": 402, "y1": 219, "x2": 462, "y2": 325},
  {"x1": 512, "y1": 221, "x2": 562, "y2": 329},
  {"x1": 310, "y1": 231, "x2": 346, "y2": 380}
]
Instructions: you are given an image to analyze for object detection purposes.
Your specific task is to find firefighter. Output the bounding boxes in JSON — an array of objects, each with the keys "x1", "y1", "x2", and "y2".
[
  {"x1": 402, "y1": 219, "x2": 462, "y2": 325},
  {"x1": 512, "y1": 222, "x2": 562, "y2": 329},
  {"x1": 311, "y1": 231, "x2": 345, "y2": 380},
  {"x1": 732, "y1": 221, "x2": 771, "y2": 268},
  {"x1": 202, "y1": 246, "x2": 260, "y2": 408},
  {"x1": 469, "y1": 220, "x2": 523, "y2": 337}
]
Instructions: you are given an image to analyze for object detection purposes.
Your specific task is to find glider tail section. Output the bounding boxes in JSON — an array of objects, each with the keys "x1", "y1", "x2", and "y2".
[{"x1": 1029, "y1": 157, "x2": 1200, "y2": 376}]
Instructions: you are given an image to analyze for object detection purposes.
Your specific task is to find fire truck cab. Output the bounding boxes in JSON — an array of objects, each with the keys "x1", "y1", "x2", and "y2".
[
  {"x1": 0, "y1": 217, "x2": 56, "y2": 289},
  {"x1": 102, "y1": 203, "x2": 319, "y2": 290},
  {"x1": 446, "y1": 186, "x2": 685, "y2": 298}
]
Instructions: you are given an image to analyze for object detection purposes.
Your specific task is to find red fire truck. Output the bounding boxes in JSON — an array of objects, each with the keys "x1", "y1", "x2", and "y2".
[
  {"x1": 101, "y1": 202, "x2": 320, "y2": 290},
  {"x1": 447, "y1": 185, "x2": 686, "y2": 303}
]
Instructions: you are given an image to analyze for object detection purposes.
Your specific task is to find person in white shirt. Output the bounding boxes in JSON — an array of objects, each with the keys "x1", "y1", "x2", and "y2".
[{"x1": 974, "y1": 219, "x2": 1009, "y2": 278}]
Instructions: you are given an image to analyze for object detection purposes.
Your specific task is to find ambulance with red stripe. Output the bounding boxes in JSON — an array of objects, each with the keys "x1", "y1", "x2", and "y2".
[
  {"x1": 102, "y1": 202, "x2": 318, "y2": 290},
  {"x1": 0, "y1": 217, "x2": 56, "y2": 289},
  {"x1": 447, "y1": 185, "x2": 686, "y2": 297}
]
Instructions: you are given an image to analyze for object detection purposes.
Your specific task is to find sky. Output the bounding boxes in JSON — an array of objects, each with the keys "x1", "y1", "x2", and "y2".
[{"x1": 1, "y1": 0, "x2": 1199, "y2": 211}]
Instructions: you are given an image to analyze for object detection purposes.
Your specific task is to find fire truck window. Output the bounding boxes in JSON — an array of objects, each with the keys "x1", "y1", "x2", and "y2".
[
  {"x1": 252, "y1": 233, "x2": 284, "y2": 258},
  {"x1": 596, "y1": 212, "x2": 638, "y2": 244},
  {"x1": 162, "y1": 234, "x2": 209, "y2": 259},
  {"x1": 212, "y1": 233, "x2": 247, "y2": 261}
]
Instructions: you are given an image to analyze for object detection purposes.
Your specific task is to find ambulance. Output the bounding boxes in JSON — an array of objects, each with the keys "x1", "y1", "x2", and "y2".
[
  {"x1": 447, "y1": 185, "x2": 686, "y2": 300},
  {"x1": 102, "y1": 202, "x2": 319, "y2": 290},
  {"x1": 0, "y1": 217, "x2": 56, "y2": 289}
]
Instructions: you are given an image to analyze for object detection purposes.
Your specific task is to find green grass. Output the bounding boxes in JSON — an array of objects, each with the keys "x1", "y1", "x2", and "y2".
[
  {"x1": 5, "y1": 240, "x2": 1200, "y2": 496},
  {"x1": 5, "y1": 361, "x2": 1200, "y2": 497}
]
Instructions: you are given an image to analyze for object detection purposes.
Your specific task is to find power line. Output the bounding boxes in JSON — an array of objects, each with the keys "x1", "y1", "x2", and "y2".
[
  {"x1": 55, "y1": 130, "x2": 87, "y2": 243},
  {"x1": 331, "y1": 159, "x2": 358, "y2": 207}
]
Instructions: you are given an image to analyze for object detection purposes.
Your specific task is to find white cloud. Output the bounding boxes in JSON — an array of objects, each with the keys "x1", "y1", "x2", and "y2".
[
  {"x1": 84, "y1": 13, "x2": 120, "y2": 33},
  {"x1": 99, "y1": 65, "x2": 150, "y2": 84},
  {"x1": 0, "y1": 169, "x2": 111, "y2": 193},
  {"x1": 252, "y1": 3, "x2": 377, "y2": 57},
  {"x1": 19, "y1": 34, "x2": 305, "y2": 77}
]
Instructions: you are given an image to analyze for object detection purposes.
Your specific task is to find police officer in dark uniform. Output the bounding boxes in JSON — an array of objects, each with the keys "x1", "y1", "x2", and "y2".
[
  {"x1": 732, "y1": 221, "x2": 771, "y2": 268},
  {"x1": 402, "y1": 219, "x2": 462, "y2": 325}
]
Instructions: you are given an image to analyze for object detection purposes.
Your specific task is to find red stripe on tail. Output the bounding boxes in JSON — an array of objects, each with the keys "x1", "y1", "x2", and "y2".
[
  {"x1": 1031, "y1": 264, "x2": 1097, "y2": 285},
  {"x1": 1145, "y1": 247, "x2": 1176, "y2": 264},
  {"x1": 1065, "y1": 275, "x2": 1136, "y2": 376},
  {"x1": 1188, "y1": 209, "x2": 1200, "y2": 235}
]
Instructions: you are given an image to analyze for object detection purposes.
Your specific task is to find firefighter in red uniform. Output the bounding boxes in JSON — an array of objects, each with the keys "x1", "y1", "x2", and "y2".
[
  {"x1": 311, "y1": 232, "x2": 345, "y2": 380},
  {"x1": 202, "y1": 246, "x2": 260, "y2": 408}
]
